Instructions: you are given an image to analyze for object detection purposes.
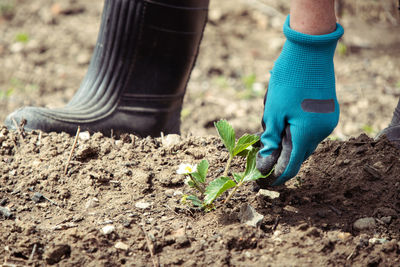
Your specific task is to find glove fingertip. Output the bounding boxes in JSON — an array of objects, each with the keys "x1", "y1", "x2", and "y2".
[{"x1": 256, "y1": 151, "x2": 278, "y2": 175}]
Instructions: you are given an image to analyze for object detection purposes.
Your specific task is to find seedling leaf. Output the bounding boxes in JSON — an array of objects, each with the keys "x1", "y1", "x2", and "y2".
[
  {"x1": 242, "y1": 147, "x2": 266, "y2": 182},
  {"x1": 233, "y1": 173, "x2": 242, "y2": 183},
  {"x1": 204, "y1": 177, "x2": 236, "y2": 205},
  {"x1": 243, "y1": 147, "x2": 257, "y2": 176},
  {"x1": 187, "y1": 195, "x2": 203, "y2": 207},
  {"x1": 233, "y1": 134, "x2": 259, "y2": 156},
  {"x1": 195, "y1": 159, "x2": 209, "y2": 183},
  {"x1": 214, "y1": 120, "x2": 235, "y2": 154}
]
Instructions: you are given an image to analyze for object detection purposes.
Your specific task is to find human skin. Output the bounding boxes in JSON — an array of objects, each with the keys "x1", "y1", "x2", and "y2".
[{"x1": 290, "y1": 0, "x2": 337, "y2": 35}]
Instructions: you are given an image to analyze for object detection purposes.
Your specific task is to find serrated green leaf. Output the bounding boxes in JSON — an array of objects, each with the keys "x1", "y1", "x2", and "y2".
[
  {"x1": 241, "y1": 147, "x2": 257, "y2": 178},
  {"x1": 242, "y1": 168, "x2": 266, "y2": 182},
  {"x1": 195, "y1": 159, "x2": 209, "y2": 183},
  {"x1": 242, "y1": 148, "x2": 270, "y2": 182},
  {"x1": 214, "y1": 120, "x2": 235, "y2": 155},
  {"x1": 233, "y1": 173, "x2": 242, "y2": 183},
  {"x1": 233, "y1": 134, "x2": 259, "y2": 156},
  {"x1": 191, "y1": 173, "x2": 204, "y2": 184},
  {"x1": 236, "y1": 148, "x2": 250, "y2": 157},
  {"x1": 204, "y1": 177, "x2": 236, "y2": 205},
  {"x1": 187, "y1": 195, "x2": 203, "y2": 207}
]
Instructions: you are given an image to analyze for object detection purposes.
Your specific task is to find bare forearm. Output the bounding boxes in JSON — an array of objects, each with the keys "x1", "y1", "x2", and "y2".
[{"x1": 290, "y1": 0, "x2": 336, "y2": 35}]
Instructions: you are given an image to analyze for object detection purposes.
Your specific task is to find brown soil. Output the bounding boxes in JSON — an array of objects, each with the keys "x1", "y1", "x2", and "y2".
[{"x1": 1, "y1": 0, "x2": 400, "y2": 266}]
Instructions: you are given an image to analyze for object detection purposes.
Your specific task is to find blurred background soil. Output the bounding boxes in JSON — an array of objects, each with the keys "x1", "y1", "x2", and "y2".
[{"x1": 1, "y1": 0, "x2": 400, "y2": 138}]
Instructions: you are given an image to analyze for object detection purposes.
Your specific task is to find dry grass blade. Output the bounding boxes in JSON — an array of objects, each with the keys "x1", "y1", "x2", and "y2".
[
  {"x1": 64, "y1": 126, "x2": 81, "y2": 175},
  {"x1": 11, "y1": 117, "x2": 25, "y2": 143},
  {"x1": 140, "y1": 225, "x2": 159, "y2": 267}
]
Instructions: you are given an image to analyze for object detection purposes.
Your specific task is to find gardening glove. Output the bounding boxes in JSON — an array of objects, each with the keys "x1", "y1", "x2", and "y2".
[{"x1": 256, "y1": 16, "x2": 344, "y2": 186}]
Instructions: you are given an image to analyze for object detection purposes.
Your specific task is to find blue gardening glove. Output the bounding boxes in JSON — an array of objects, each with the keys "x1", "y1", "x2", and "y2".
[{"x1": 256, "y1": 16, "x2": 344, "y2": 186}]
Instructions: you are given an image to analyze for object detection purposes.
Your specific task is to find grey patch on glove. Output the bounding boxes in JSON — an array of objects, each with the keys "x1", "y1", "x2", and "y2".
[
  {"x1": 274, "y1": 125, "x2": 292, "y2": 177},
  {"x1": 256, "y1": 149, "x2": 280, "y2": 175},
  {"x1": 301, "y1": 99, "x2": 335, "y2": 113}
]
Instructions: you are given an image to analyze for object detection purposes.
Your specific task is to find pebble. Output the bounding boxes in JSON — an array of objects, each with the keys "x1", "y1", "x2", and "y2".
[
  {"x1": 353, "y1": 217, "x2": 376, "y2": 231},
  {"x1": 257, "y1": 189, "x2": 280, "y2": 200},
  {"x1": 115, "y1": 242, "x2": 129, "y2": 250},
  {"x1": 369, "y1": 237, "x2": 388, "y2": 245},
  {"x1": 10, "y1": 42, "x2": 24, "y2": 53},
  {"x1": 381, "y1": 216, "x2": 392, "y2": 224},
  {"x1": 32, "y1": 192, "x2": 45, "y2": 203},
  {"x1": 135, "y1": 201, "x2": 151, "y2": 209},
  {"x1": 162, "y1": 134, "x2": 181, "y2": 147},
  {"x1": 337, "y1": 232, "x2": 352, "y2": 241},
  {"x1": 239, "y1": 203, "x2": 264, "y2": 227},
  {"x1": 101, "y1": 225, "x2": 115, "y2": 235},
  {"x1": 79, "y1": 131, "x2": 91, "y2": 141},
  {"x1": 173, "y1": 190, "x2": 183, "y2": 196},
  {"x1": 85, "y1": 198, "x2": 99, "y2": 209},
  {"x1": 0, "y1": 207, "x2": 13, "y2": 219}
]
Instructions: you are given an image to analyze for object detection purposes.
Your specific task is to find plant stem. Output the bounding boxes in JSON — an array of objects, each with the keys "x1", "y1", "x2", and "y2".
[
  {"x1": 223, "y1": 155, "x2": 233, "y2": 177},
  {"x1": 190, "y1": 176, "x2": 205, "y2": 194},
  {"x1": 224, "y1": 182, "x2": 242, "y2": 204}
]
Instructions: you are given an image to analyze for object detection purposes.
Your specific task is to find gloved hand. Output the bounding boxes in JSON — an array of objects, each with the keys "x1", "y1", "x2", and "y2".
[{"x1": 256, "y1": 16, "x2": 344, "y2": 186}]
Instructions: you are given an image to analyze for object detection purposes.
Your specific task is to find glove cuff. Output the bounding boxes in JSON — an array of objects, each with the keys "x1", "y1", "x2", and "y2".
[
  {"x1": 283, "y1": 15, "x2": 344, "y2": 46},
  {"x1": 270, "y1": 15, "x2": 344, "y2": 90}
]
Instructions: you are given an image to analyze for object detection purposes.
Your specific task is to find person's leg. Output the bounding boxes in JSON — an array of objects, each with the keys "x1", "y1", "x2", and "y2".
[{"x1": 5, "y1": 0, "x2": 209, "y2": 137}]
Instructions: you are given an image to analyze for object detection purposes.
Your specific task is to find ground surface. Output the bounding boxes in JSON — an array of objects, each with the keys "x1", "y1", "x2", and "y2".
[{"x1": 1, "y1": 0, "x2": 400, "y2": 266}]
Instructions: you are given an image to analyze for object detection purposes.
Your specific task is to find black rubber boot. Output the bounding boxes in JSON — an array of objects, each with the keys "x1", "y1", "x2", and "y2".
[
  {"x1": 376, "y1": 97, "x2": 400, "y2": 148},
  {"x1": 5, "y1": 0, "x2": 209, "y2": 136}
]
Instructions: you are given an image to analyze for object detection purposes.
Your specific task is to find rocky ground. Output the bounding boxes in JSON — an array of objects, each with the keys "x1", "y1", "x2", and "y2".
[{"x1": 1, "y1": 0, "x2": 400, "y2": 266}]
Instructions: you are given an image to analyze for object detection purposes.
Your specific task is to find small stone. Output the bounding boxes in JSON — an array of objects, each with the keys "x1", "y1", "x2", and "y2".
[
  {"x1": 101, "y1": 225, "x2": 115, "y2": 235},
  {"x1": 257, "y1": 189, "x2": 280, "y2": 200},
  {"x1": 0, "y1": 207, "x2": 13, "y2": 219},
  {"x1": 45, "y1": 244, "x2": 71, "y2": 265},
  {"x1": 78, "y1": 131, "x2": 90, "y2": 141},
  {"x1": 173, "y1": 190, "x2": 183, "y2": 196},
  {"x1": 32, "y1": 192, "x2": 45, "y2": 203},
  {"x1": 353, "y1": 217, "x2": 376, "y2": 231},
  {"x1": 77, "y1": 53, "x2": 90, "y2": 65},
  {"x1": 135, "y1": 201, "x2": 151, "y2": 209},
  {"x1": 164, "y1": 189, "x2": 174, "y2": 197},
  {"x1": 10, "y1": 42, "x2": 24, "y2": 53},
  {"x1": 85, "y1": 198, "x2": 99, "y2": 209},
  {"x1": 115, "y1": 241, "x2": 129, "y2": 250},
  {"x1": 239, "y1": 203, "x2": 264, "y2": 227},
  {"x1": 162, "y1": 134, "x2": 181, "y2": 148},
  {"x1": 337, "y1": 232, "x2": 352, "y2": 241},
  {"x1": 381, "y1": 216, "x2": 392, "y2": 224},
  {"x1": 369, "y1": 237, "x2": 388, "y2": 245}
]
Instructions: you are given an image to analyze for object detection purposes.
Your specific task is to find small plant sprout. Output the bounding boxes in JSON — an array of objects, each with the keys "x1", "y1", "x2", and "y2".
[{"x1": 178, "y1": 119, "x2": 271, "y2": 210}]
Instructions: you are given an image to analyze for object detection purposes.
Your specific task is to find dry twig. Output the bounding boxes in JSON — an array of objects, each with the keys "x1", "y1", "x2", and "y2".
[
  {"x1": 11, "y1": 117, "x2": 25, "y2": 143},
  {"x1": 140, "y1": 225, "x2": 159, "y2": 267},
  {"x1": 28, "y1": 244, "x2": 37, "y2": 262},
  {"x1": 64, "y1": 126, "x2": 81, "y2": 175}
]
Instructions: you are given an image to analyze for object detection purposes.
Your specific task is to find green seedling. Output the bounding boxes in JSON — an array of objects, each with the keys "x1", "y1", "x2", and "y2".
[
  {"x1": 361, "y1": 124, "x2": 374, "y2": 135},
  {"x1": 15, "y1": 33, "x2": 29, "y2": 43},
  {"x1": 0, "y1": 88, "x2": 14, "y2": 100},
  {"x1": 337, "y1": 42, "x2": 347, "y2": 56},
  {"x1": 178, "y1": 120, "x2": 271, "y2": 210}
]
